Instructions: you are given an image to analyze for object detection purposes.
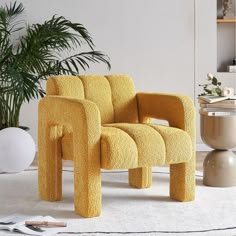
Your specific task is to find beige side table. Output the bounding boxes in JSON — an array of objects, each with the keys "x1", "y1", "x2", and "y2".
[{"x1": 200, "y1": 114, "x2": 236, "y2": 187}]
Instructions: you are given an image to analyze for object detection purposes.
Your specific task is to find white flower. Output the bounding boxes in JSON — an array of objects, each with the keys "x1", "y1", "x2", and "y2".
[
  {"x1": 221, "y1": 87, "x2": 235, "y2": 97},
  {"x1": 207, "y1": 73, "x2": 214, "y2": 80}
]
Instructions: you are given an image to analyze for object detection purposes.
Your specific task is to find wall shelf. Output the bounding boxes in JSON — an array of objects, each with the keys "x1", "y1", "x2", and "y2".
[
  {"x1": 217, "y1": 0, "x2": 236, "y2": 73},
  {"x1": 217, "y1": 18, "x2": 236, "y2": 23}
]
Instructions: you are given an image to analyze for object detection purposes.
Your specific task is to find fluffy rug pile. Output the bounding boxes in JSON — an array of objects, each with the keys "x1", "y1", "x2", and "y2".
[{"x1": 0, "y1": 167, "x2": 236, "y2": 236}]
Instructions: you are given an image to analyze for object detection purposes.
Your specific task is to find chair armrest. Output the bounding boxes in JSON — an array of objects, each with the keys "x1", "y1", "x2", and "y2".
[
  {"x1": 38, "y1": 95, "x2": 102, "y2": 216},
  {"x1": 137, "y1": 92, "x2": 196, "y2": 201},
  {"x1": 39, "y1": 95, "x2": 101, "y2": 131},
  {"x1": 38, "y1": 95, "x2": 101, "y2": 159},
  {"x1": 137, "y1": 92, "x2": 195, "y2": 142}
]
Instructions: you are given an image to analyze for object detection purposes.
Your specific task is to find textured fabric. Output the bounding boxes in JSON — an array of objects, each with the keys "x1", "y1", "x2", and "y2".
[
  {"x1": 137, "y1": 92, "x2": 196, "y2": 201},
  {"x1": 4, "y1": 169, "x2": 236, "y2": 236},
  {"x1": 38, "y1": 75, "x2": 196, "y2": 218},
  {"x1": 61, "y1": 131, "x2": 73, "y2": 160},
  {"x1": 103, "y1": 123, "x2": 165, "y2": 167},
  {"x1": 128, "y1": 167, "x2": 153, "y2": 188},
  {"x1": 47, "y1": 74, "x2": 138, "y2": 124},
  {"x1": 101, "y1": 126, "x2": 138, "y2": 169},
  {"x1": 38, "y1": 96, "x2": 101, "y2": 217},
  {"x1": 148, "y1": 124, "x2": 192, "y2": 164},
  {"x1": 47, "y1": 75, "x2": 84, "y2": 99},
  {"x1": 105, "y1": 75, "x2": 139, "y2": 123},
  {"x1": 79, "y1": 75, "x2": 114, "y2": 124},
  {"x1": 101, "y1": 123, "x2": 192, "y2": 169}
]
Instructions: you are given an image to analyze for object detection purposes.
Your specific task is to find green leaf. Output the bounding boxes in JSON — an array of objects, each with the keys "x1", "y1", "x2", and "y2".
[
  {"x1": 212, "y1": 77, "x2": 218, "y2": 86},
  {"x1": 215, "y1": 88, "x2": 222, "y2": 95},
  {"x1": 0, "y1": 1, "x2": 111, "y2": 128},
  {"x1": 204, "y1": 88, "x2": 212, "y2": 93}
]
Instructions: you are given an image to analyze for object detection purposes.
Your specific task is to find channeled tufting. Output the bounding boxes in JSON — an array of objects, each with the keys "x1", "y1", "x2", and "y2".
[{"x1": 38, "y1": 74, "x2": 196, "y2": 218}]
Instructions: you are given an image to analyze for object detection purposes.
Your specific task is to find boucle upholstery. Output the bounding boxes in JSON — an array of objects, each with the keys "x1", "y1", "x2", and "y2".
[
  {"x1": 102, "y1": 123, "x2": 166, "y2": 167},
  {"x1": 38, "y1": 74, "x2": 196, "y2": 218},
  {"x1": 101, "y1": 123, "x2": 192, "y2": 169}
]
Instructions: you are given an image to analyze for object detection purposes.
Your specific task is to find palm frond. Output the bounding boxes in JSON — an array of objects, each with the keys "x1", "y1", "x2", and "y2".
[
  {"x1": 4, "y1": 67, "x2": 45, "y2": 102},
  {"x1": 0, "y1": 1, "x2": 24, "y2": 34},
  {"x1": 58, "y1": 51, "x2": 111, "y2": 74},
  {"x1": 0, "y1": 1, "x2": 24, "y2": 66},
  {"x1": 6, "y1": 1, "x2": 24, "y2": 16},
  {"x1": 0, "y1": 1, "x2": 111, "y2": 128},
  {"x1": 20, "y1": 15, "x2": 94, "y2": 55}
]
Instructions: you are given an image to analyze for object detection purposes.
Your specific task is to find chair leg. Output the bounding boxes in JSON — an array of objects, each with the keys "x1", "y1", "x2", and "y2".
[
  {"x1": 170, "y1": 161, "x2": 195, "y2": 202},
  {"x1": 38, "y1": 125, "x2": 63, "y2": 201},
  {"x1": 74, "y1": 165, "x2": 101, "y2": 217},
  {"x1": 73, "y1": 134, "x2": 102, "y2": 217},
  {"x1": 128, "y1": 167, "x2": 152, "y2": 188}
]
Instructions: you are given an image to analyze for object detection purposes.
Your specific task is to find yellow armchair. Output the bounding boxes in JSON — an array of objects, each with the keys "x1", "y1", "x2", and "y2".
[{"x1": 38, "y1": 74, "x2": 195, "y2": 218}]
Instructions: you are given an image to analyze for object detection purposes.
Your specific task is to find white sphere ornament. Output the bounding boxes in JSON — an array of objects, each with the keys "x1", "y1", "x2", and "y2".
[{"x1": 0, "y1": 127, "x2": 36, "y2": 173}]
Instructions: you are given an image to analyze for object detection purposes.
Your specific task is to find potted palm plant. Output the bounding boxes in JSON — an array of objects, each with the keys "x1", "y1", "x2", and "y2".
[{"x1": 0, "y1": 1, "x2": 111, "y2": 129}]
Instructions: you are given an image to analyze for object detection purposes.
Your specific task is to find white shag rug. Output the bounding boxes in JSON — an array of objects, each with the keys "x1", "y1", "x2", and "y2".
[{"x1": 0, "y1": 167, "x2": 236, "y2": 236}]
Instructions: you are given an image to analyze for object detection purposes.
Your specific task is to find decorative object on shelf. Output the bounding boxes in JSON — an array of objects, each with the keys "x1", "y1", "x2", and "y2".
[
  {"x1": 0, "y1": 128, "x2": 35, "y2": 173},
  {"x1": 228, "y1": 58, "x2": 236, "y2": 72},
  {"x1": 222, "y1": 0, "x2": 235, "y2": 19},
  {"x1": 198, "y1": 73, "x2": 222, "y2": 96},
  {"x1": 233, "y1": 58, "x2": 236, "y2": 65},
  {"x1": 0, "y1": 1, "x2": 111, "y2": 130}
]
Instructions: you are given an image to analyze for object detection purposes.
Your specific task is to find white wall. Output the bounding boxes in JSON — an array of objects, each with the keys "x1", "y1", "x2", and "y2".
[
  {"x1": 195, "y1": 0, "x2": 217, "y2": 150},
  {"x1": 2, "y1": 0, "x2": 228, "y2": 150},
  {"x1": 195, "y1": 0, "x2": 236, "y2": 151}
]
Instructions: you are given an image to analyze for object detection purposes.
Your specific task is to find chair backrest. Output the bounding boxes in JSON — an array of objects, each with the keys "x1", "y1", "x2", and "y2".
[{"x1": 46, "y1": 74, "x2": 139, "y2": 124}]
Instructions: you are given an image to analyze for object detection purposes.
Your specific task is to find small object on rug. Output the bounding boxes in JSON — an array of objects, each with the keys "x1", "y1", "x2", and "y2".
[
  {"x1": 25, "y1": 220, "x2": 67, "y2": 227},
  {"x1": 0, "y1": 214, "x2": 67, "y2": 235}
]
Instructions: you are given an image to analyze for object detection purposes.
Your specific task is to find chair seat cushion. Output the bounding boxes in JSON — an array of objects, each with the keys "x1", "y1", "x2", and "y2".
[{"x1": 101, "y1": 123, "x2": 192, "y2": 169}]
